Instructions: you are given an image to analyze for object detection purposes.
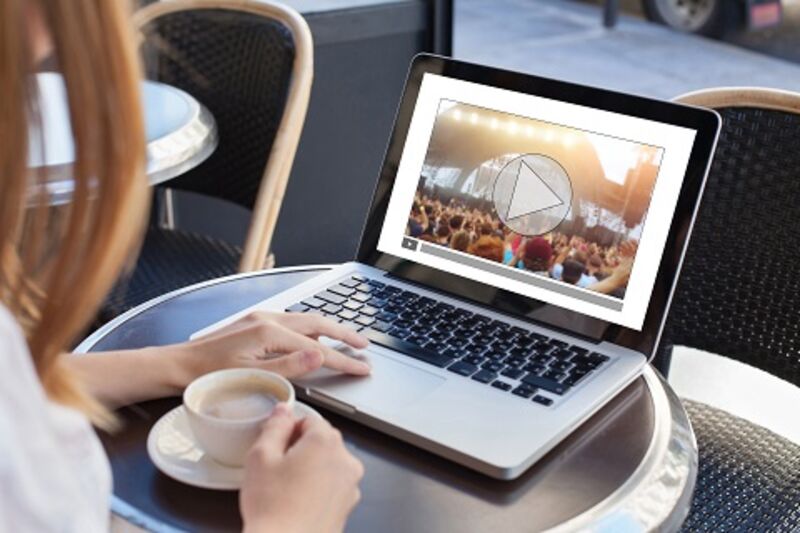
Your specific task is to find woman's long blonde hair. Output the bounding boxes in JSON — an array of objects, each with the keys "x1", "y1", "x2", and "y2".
[{"x1": 0, "y1": 0, "x2": 148, "y2": 426}]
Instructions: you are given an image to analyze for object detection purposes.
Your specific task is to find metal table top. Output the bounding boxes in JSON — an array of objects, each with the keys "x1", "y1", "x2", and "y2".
[
  {"x1": 28, "y1": 72, "x2": 217, "y2": 205},
  {"x1": 76, "y1": 266, "x2": 697, "y2": 533}
]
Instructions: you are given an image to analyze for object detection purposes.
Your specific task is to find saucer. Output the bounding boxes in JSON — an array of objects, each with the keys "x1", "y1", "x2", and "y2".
[{"x1": 147, "y1": 402, "x2": 321, "y2": 490}]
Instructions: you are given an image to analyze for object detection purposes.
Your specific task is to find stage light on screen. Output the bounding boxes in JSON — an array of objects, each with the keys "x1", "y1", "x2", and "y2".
[
  {"x1": 453, "y1": 109, "x2": 462, "y2": 121},
  {"x1": 470, "y1": 112, "x2": 479, "y2": 124},
  {"x1": 490, "y1": 118, "x2": 499, "y2": 130}
]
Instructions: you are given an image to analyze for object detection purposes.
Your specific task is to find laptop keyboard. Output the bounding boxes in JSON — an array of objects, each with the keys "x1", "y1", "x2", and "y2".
[{"x1": 286, "y1": 275, "x2": 610, "y2": 407}]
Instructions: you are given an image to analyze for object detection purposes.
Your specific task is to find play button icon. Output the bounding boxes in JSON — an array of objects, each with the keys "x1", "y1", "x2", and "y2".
[{"x1": 492, "y1": 154, "x2": 573, "y2": 236}]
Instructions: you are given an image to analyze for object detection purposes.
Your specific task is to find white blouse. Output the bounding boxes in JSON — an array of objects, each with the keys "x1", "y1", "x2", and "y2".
[{"x1": 0, "y1": 304, "x2": 111, "y2": 532}]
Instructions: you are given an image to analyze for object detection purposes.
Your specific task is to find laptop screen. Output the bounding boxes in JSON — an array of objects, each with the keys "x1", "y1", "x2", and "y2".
[{"x1": 376, "y1": 73, "x2": 699, "y2": 331}]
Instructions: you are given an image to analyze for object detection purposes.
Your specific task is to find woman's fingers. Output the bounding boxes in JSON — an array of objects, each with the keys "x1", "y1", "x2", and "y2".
[
  {"x1": 258, "y1": 349, "x2": 324, "y2": 378},
  {"x1": 278, "y1": 313, "x2": 369, "y2": 349},
  {"x1": 266, "y1": 323, "x2": 371, "y2": 376},
  {"x1": 249, "y1": 403, "x2": 296, "y2": 460}
]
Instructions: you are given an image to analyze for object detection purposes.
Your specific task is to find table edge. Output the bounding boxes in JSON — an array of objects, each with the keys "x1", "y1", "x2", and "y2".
[{"x1": 75, "y1": 265, "x2": 336, "y2": 354}]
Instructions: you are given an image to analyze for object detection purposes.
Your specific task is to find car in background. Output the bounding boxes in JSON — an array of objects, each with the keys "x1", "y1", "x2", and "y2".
[{"x1": 642, "y1": 0, "x2": 783, "y2": 36}]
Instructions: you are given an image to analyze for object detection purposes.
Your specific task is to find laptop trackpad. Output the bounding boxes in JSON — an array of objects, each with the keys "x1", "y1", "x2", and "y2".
[{"x1": 297, "y1": 344, "x2": 446, "y2": 414}]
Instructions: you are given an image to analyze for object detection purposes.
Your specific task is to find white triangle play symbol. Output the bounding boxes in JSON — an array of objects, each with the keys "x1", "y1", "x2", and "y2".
[{"x1": 506, "y1": 160, "x2": 564, "y2": 220}]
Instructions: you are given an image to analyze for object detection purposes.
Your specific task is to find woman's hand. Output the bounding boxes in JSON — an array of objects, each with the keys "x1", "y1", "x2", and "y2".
[
  {"x1": 172, "y1": 311, "x2": 371, "y2": 387},
  {"x1": 68, "y1": 312, "x2": 370, "y2": 408},
  {"x1": 241, "y1": 404, "x2": 364, "y2": 533}
]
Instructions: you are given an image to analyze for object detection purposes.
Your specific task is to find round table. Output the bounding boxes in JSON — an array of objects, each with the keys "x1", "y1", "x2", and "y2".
[
  {"x1": 28, "y1": 72, "x2": 217, "y2": 205},
  {"x1": 76, "y1": 266, "x2": 698, "y2": 533}
]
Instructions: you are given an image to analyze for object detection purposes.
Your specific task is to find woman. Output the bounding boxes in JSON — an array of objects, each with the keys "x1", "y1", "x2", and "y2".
[{"x1": 1, "y1": 1, "x2": 367, "y2": 531}]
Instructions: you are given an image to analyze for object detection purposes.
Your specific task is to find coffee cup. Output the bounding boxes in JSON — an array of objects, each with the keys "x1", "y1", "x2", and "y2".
[{"x1": 183, "y1": 368, "x2": 295, "y2": 467}]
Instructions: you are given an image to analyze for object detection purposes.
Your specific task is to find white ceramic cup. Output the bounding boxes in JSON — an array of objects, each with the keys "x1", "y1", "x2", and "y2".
[{"x1": 183, "y1": 368, "x2": 295, "y2": 467}]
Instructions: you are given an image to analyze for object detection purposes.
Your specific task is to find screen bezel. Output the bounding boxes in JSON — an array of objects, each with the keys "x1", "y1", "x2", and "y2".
[{"x1": 356, "y1": 54, "x2": 720, "y2": 361}]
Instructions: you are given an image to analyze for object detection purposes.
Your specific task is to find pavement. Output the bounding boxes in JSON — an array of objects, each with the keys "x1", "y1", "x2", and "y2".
[{"x1": 454, "y1": 0, "x2": 800, "y2": 100}]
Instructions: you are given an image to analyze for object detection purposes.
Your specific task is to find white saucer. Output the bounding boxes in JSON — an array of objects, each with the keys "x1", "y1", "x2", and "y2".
[{"x1": 147, "y1": 402, "x2": 321, "y2": 490}]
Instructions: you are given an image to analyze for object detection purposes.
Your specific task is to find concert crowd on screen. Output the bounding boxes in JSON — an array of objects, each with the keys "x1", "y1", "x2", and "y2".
[{"x1": 406, "y1": 192, "x2": 637, "y2": 298}]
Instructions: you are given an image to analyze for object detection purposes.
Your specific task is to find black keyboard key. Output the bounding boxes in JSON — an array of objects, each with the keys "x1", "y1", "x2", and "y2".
[
  {"x1": 531, "y1": 354, "x2": 553, "y2": 365},
  {"x1": 367, "y1": 279, "x2": 385, "y2": 288},
  {"x1": 388, "y1": 327, "x2": 411, "y2": 339},
  {"x1": 508, "y1": 348, "x2": 529, "y2": 359},
  {"x1": 473, "y1": 336, "x2": 494, "y2": 346},
  {"x1": 286, "y1": 303, "x2": 308, "y2": 313},
  {"x1": 472, "y1": 370, "x2": 497, "y2": 384},
  {"x1": 570, "y1": 346, "x2": 589, "y2": 356},
  {"x1": 363, "y1": 329, "x2": 455, "y2": 368},
  {"x1": 515, "y1": 337, "x2": 535, "y2": 349},
  {"x1": 447, "y1": 337, "x2": 470, "y2": 348},
  {"x1": 423, "y1": 341, "x2": 446, "y2": 353},
  {"x1": 491, "y1": 380, "x2": 512, "y2": 391},
  {"x1": 523, "y1": 363, "x2": 546, "y2": 375},
  {"x1": 429, "y1": 330, "x2": 451, "y2": 342},
  {"x1": 486, "y1": 351, "x2": 506, "y2": 361},
  {"x1": 551, "y1": 361, "x2": 575, "y2": 372},
  {"x1": 301, "y1": 297, "x2": 326, "y2": 309},
  {"x1": 493, "y1": 341, "x2": 515, "y2": 353},
  {"x1": 549, "y1": 339, "x2": 569, "y2": 348},
  {"x1": 442, "y1": 348, "x2": 463, "y2": 360},
  {"x1": 501, "y1": 367, "x2": 524, "y2": 379},
  {"x1": 393, "y1": 319, "x2": 413, "y2": 330},
  {"x1": 521, "y1": 374, "x2": 569, "y2": 395},
  {"x1": 528, "y1": 332, "x2": 547, "y2": 342},
  {"x1": 543, "y1": 370, "x2": 566, "y2": 381},
  {"x1": 321, "y1": 303, "x2": 343, "y2": 314},
  {"x1": 405, "y1": 334, "x2": 428, "y2": 346},
  {"x1": 504, "y1": 357, "x2": 526, "y2": 369},
  {"x1": 316, "y1": 291, "x2": 346, "y2": 305},
  {"x1": 551, "y1": 349, "x2": 573, "y2": 360},
  {"x1": 482, "y1": 361, "x2": 504, "y2": 373},
  {"x1": 329, "y1": 285, "x2": 356, "y2": 297},
  {"x1": 589, "y1": 352, "x2": 611, "y2": 363},
  {"x1": 418, "y1": 296, "x2": 436, "y2": 307},
  {"x1": 448, "y1": 361, "x2": 478, "y2": 376},
  {"x1": 512, "y1": 385, "x2": 536, "y2": 398},
  {"x1": 564, "y1": 369, "x2": 592, "y2": 386},
  {"x1": 532, "y1": 395, "x2": 553, "y2": 406},
  {"x1": 464, "y1": 354, "x2": 487, "y2": 366},
  {"x1": 338, "y1": 310, "x2": 359, "y2": 321}
]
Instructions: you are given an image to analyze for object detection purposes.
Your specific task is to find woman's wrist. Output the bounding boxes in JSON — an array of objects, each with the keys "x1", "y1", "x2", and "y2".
[{"x1": 142, "y1": 343, "x2": 198, "y2": 394}]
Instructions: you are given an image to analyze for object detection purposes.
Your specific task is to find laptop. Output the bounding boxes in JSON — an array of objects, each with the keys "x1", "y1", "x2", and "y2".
[{"x1": 193, "y1": 55, "x2": 720, "y2": 479}]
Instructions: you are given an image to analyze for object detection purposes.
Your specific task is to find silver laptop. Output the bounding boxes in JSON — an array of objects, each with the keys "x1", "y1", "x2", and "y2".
[{"x1": 194, "y1": 55, "x2": 720, "y2": 479}]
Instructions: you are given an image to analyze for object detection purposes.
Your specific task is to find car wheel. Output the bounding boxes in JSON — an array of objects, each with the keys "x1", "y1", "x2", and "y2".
[{"x1": 642, "y1": 0, "x2": 740, "y2": 38}]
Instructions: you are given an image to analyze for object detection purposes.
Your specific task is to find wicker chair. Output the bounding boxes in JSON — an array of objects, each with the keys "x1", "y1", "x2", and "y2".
[
  {"x1": 101, "y1": 0, "x2": 312, "y2": 320},
  {"x1": 657, "y1": 88, "x2": 800, "y2": 532}
]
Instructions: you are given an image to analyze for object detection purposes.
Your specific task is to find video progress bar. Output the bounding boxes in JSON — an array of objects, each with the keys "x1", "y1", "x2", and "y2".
[{"x1": 418, "y1": 242, "x2": 624, "y2": 311}]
